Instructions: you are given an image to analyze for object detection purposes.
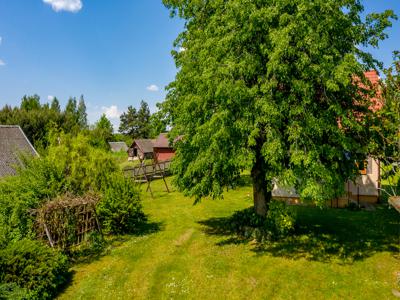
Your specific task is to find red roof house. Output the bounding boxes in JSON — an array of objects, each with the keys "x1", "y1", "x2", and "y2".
[{"x1": 128, "y1": 133, "x2": 176, "y2": 162}]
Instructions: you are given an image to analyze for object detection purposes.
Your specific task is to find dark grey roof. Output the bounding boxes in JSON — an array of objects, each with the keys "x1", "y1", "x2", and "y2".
[
  {"x1": 108, "y1": 142, "x2": 128, "y2": 152},
  {"x1": 0, "y1": 125, "x2": 38, "y2": 177},
  {"x1": 133, "y1": 139, "x2": 154, "y2": 154}
]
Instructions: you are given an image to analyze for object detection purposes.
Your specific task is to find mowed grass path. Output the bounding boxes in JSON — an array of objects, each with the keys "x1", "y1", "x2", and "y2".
[{"x1": 59, "y1": 178, "x2": 400, "y2": 299}]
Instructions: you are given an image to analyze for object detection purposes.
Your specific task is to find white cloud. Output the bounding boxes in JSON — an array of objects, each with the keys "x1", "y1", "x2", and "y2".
[
  {"x1": 178, "y1": 47, "x2": 186, "y2": 53},
  {"x1": 0, "y1": 59, "x2": 5, "y2": 66},
  {"x1": 0, "y1": 37, "x2": 2, "y2": 45},
  {"x1": 101, "y1": 105, "x2": 121, "y2": 119},
  {"x1": 47, "y1": 95, "x2": 55, "y2": 101},
  {"x1": 146, "y1": 84, "x2": 159, "y2": 92},
  {"x1": 43, "y1": 0, "x2": 83, "y2": 13}
]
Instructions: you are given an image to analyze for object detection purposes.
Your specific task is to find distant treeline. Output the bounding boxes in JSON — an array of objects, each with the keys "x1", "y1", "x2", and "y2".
[
  {"x1": 0, "y1": 95, "x2": 168, "y2": 151},
  {"x1": 0, "y1": 95, "x2": 88, "y2": 149}
]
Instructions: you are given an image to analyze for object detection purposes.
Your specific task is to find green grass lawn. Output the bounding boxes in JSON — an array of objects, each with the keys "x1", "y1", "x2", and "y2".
[{"x1": 58, "y1": 178, "x2": 400, "y2": 300}]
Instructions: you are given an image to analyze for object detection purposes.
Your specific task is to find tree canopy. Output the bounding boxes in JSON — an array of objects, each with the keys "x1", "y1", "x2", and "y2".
[{"x1": 163, "y1": 0, "x2": 397, "y2": 215}]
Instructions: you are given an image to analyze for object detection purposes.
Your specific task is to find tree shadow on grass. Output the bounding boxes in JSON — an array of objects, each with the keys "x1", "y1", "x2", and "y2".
[
  {"x1": 70, "y1": 220, "x2": 164, "y2": 265},
  {"x1": 198, "y1": 206, "x2": 400, "y2": 264}
]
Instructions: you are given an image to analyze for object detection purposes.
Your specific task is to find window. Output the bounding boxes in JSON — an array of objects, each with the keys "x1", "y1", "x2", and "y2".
[{"x1": 357, "y1": 159, "x2": 371, "y2": 175}]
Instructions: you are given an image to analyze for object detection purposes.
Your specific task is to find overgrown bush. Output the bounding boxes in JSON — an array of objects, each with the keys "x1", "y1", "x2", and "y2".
[
  {"x1": 0, "y1": 130, "x2": 146, "y2": 298},
  {"x1": 45, "y1": 132, "x2": 119, "y2": 194},
  {"x1": 265, "y1": 201, "x2": 296, "y2": 239},
  {"x1": 0, "y1": 157, "x2": 64, "y2": 246},
  {"x1": 0, "y1": 239, "x2": 69, "y2": 300},
  {"x1": 0, "y1": 282, "x2": 28, "y2": 300},
  {"x1": 0, "y1": 131, "x2": 142, "y2": 245},
  {"x1": 230, "y1": 201, "x2": 296, "y2": 240},
  {"x1": 97, "y1": 174, "x2": 146, "y2": 234}
]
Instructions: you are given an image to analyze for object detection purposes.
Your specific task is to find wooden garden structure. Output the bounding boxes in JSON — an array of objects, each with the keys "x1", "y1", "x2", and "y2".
[
  {"x1": 33, "y1": 193, "x2": 102, "y2": 249},
  {"x1": 124, "y1": 157, "x2": 171, "y2": 197}
]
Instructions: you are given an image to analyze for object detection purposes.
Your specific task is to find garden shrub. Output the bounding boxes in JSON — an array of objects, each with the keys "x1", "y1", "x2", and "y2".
[
  {"x1": 0, "y1": 239, "x2": 69, "y2": 300},
  {"x1": 97, "y1": 174, "x2": 146, "y2": 234},
  {"x1": 230, "y1": 201, "x2": 296, "y2": 240},
  {"x1": 0, "y1": 282, "x2": 28, "y2": 300},
  {"x1": 45, "y1": 132, "x2": 119, "y2": 194},
  {"x1": 0, "y1": 131, "x2": 146, "y2": 298},
  {"x1": 265, "y1": 201, "x2": 296, "y2": 239},
  {"x1": 0, "y1": 158, "x2": 65, "y2": 245},
  {"x1": 0, "y1": 131, "x2": 138, "y2": 245}
]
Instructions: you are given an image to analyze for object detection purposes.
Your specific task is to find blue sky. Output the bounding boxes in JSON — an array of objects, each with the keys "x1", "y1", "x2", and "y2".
[{"x1": 0, "y1": 1, "x2": 399, "y2": 128}]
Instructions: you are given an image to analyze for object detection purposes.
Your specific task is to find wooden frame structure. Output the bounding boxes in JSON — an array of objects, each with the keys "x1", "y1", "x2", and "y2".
[
  {"x1": 34, "y1": 193, "x2": 102, "y2": 249},
  {"x1": 125, "y1": 156, "x2": 171, "y2": 197}
]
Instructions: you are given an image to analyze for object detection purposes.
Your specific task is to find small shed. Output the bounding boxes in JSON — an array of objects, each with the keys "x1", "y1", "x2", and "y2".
[
  {"x1": 0, "y1": 125, "x2": 39, "y2": 177},
  {"x1": 109, "y1": 142, "x2": 128, "y2": 153},
  {"x1": 128, "y1": 139, "x2": 155, "y2": 160},
  {"x1": 153, "y1": 133, "x2": 175, "y2": 162}
]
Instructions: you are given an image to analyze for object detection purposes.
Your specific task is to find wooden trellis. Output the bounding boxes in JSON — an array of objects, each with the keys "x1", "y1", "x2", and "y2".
[{"x1": 33, "y1": 193, "x2": 102, "y2": 249}]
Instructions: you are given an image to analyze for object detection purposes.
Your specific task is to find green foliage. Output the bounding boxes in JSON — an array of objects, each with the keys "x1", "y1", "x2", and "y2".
[
  {"x1": 20, "y1": 95, "x2": 41, "y2": 111},
  {"x1": 229, "y1": 201, "x2": 296, "y2": 240},
  {"x1": 88, "y1": 114, "x2": 114, "y2": 149},
  {"x1": 370, "y1": 53, "x2": 400, "y2": 196},
  {"x1": 0, "y1": 239, "x2": 69, "y2": 300},
  {"x1": 46, "y1": 131, "x2": 119, "y2": 193},
  {"x1": 119, "y1": 100, "x2": 152, "y2": 139},
  {"x1": 50, "y1": 97, "x2": 61, "y2": 113},
  {"x1": 162, "y1": 0, "x2": 397, "y2": 208},
  {"x1": 97, "y1": 174, "x2": 146, "y2": 234},
  {"x1": 119, "y1": 106, "x2": 138, "y2": 137},
  {"x1": 0, "y1": 131, "x2": 134, "y2": 245},
  {"x1": 0, "y1": 94, "x2": 88, "y2": 149},
  {"x1": 0, "y1": 282, "x2": 28, "y2": 300},
  {"x1": 77, "y1": 95, "x2": 88, "y2": 129},
  {"x1": 265, "y1": 201, "x2": 296, "y2": 239},
  {"x1": 0, "y1": 157, "x2": 65, "y2": 245},
  {"x1": 149, "y1": 103, "x2": 168, "y2": 138}
]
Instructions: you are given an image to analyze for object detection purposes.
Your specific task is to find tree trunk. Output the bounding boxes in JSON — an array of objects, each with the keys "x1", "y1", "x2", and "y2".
[{"x1": 251, "y1": 144, "x2": 272, "y2": 217}]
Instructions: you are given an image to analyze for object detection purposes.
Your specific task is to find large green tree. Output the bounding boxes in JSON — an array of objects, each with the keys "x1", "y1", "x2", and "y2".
[{"x1": 163, "y1": 0, "x2": 396, "y2": 215}]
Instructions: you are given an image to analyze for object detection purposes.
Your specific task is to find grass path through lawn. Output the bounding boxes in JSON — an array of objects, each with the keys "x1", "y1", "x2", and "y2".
[{"x1": 58, "y1": 178, "x2": 400, "y2": 299}]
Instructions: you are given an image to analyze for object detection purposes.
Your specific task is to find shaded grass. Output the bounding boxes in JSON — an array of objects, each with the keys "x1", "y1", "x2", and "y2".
[
  {"x1": 199, "y1": 206, "x2": 399, "y2": 264},
  {"x1": 58, "y1": 177, "x2": 400, "y2": 300}
]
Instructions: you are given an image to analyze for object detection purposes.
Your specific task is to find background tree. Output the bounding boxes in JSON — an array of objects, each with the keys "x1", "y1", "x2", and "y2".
[
  {"x1": 20, "y1": 95, "x2": 41, "y2": 111},
  {"x1": 119, "y1": 105, "x2": 138, "y2": 137},
  {"x1": 77, "y1": 95, "x2": 88, "y2": 129},
  {"x1": 136, "y1": 100, "x2": 151, "y2": 138},
  {"x1": 50, "y1": 97, "x2": 61, "y2": 113},
  {"x1": 0, "y1": 95, "x2": 86, "y2": 148},
  {"x1": 89, "y1": 114, "x2": 114, "y2": 149},
  {"x1": 163, "y1": 0, "x2": 396, "y2": 215},
  {"x1": 63, "y1": 97, "x2": 79, "y2": 133},
  {"x1": 119, "y1": 100, "x2": 152, "y2": 139}
]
